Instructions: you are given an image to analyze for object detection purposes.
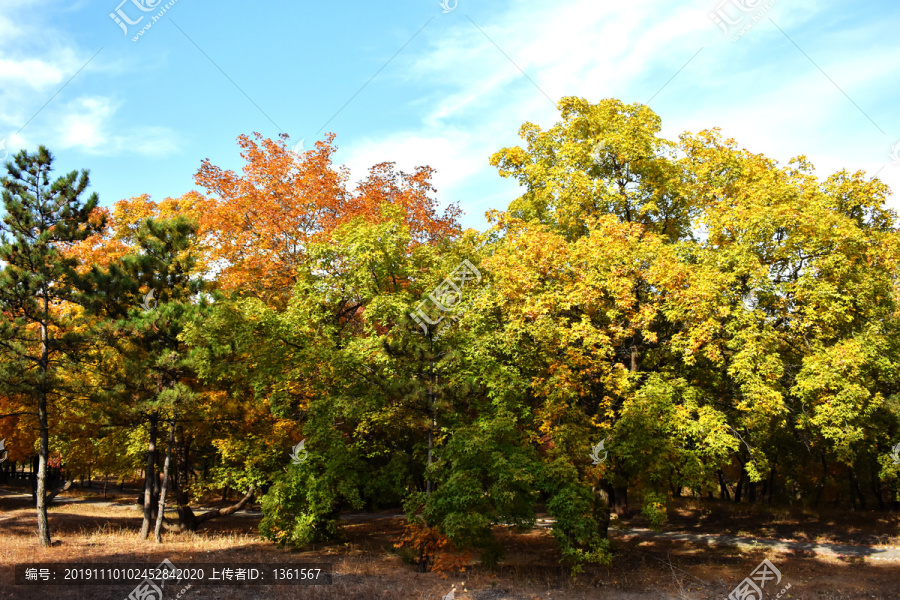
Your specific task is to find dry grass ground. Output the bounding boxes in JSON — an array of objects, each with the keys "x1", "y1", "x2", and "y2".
[
  {"x1": 1, "y1": 486, "x2": 900, "y2": 599},
  {"x1": 657, "y1": 498, "x2": 900, "y2": 547}
]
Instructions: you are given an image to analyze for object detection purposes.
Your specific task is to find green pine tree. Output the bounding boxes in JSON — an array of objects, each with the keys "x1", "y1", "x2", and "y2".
[
  {"x1": 0, "y1": 146, "x2": 104, "y2": 546},
  {"x1": 83, "y1": 216, "x2": 208, "y2": 539}
]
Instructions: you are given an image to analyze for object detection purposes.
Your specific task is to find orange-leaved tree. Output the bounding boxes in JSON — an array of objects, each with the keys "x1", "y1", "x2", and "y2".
[
  {"x1": 194, "y1": 132, "x2": 461, "y2": 304},
  {"x1": 66, "y1": 192, "x2": 211, "y2": 278}
]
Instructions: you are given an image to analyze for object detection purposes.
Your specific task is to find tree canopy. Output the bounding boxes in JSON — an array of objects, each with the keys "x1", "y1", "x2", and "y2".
[{"x1": 2, "y1": 101, "x2": 898, "y2": 571}]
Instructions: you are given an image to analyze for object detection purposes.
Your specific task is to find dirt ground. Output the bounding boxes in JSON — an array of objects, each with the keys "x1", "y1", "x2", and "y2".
[
  {"x1": 1, "y1": 484, "x2": 900, "y2": 600},
  {"x1": 656, "y1": 498, "x2": 900, "y2": 547}
]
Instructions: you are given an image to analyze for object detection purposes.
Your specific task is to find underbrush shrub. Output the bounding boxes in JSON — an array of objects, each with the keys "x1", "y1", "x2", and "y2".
[
  {"x1": 640, "y1": 491, "x2": 668, "y2": 530},
  {"x1": 542, "y1": 460, "x2": 613, "y2": 575},
  {"x1": 418, "y1": 411, "x2": 539, "y2": 568},
  {"x1": 393, "y1": 522, "x2": 472, "y2": 573},
  {"x1": 259, "y1": 450, "x2": 363, "y2": 547}
]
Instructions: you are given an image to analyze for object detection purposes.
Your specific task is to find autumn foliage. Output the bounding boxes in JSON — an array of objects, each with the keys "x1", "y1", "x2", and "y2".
[
  {"x1": 194, "y1": 132, "x2": 461, "y2": 302},
  {"x1": 394, "y1": 522, "x2": 472, "y2": 573},
  {"x1": 2, "y1": 99, "x2": 900, "y2": 574}
]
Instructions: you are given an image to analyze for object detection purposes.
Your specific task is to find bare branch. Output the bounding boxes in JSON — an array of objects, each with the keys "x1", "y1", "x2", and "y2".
[
  {"x1": 0, "y1": 411, "x2": 38, "y2": 419},
  {"x1": 192, "y1": 486, "x2": 256, "y2": 526},
  {"x1": 46, "y1": 480, "x2": 75, "y2": 502}
]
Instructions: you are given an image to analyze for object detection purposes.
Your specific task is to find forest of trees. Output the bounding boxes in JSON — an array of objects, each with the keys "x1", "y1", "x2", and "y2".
[{"x1": 1, "y1": 96, "x2": 899, "y2": 573}]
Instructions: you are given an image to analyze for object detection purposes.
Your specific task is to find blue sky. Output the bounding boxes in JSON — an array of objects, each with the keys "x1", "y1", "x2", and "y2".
[{"x1": 1, "y1": 0, "x2": 898, "y2": 232}]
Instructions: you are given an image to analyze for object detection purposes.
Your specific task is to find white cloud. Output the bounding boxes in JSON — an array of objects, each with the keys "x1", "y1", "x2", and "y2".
[
  {"x1": 0, "y1": 5, "x2": 179, "y2": 160},
  {"x1": 351, "y1": 0, "x2": 898, "y2": 223},
  {"x1": 0, "y1": 56, "x2": 69, "y2": 90},
  {"x1": 338, "y1": 130, "x2": 486, "y2": 192},
  {"x1": 55, "y1": 96, "x2": 179, "y2": 157},
  {"x1": 58, "y1": 97, "x2": 114, "y2": 150},
  {"x1": 0, "y1": 13, "x2": 24, "y2": 47}
]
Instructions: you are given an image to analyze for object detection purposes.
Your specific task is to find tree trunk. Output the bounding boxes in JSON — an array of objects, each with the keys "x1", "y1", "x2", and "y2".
[
  {"x1": 33, "y1": 279, "x2": 53, "y2": 547},
  {"x1": 597, "y1": 479, "x2": 627, "y2": 517},
  {"x1": 36, "y1": 388, "x2": 50, "y2": 546},
  {"x1": 813, "y1": 452, "x2": 828, "y2": 507},
  {"x1": 175, "y1": 503, "x2": 198, "y2": 531},
  {"x1": 154, "y1": 416, "x2": 175, "y2": 543},
  {"x1": 426, "y1": 335, "x2": 435, "y2": 497},
  {"x1": 849, "y1": 465, "x2": 865, "y2": 511},
  {"x1": 870, "y1": 466, "x2": 885, "y2": 511},
  {"x1": 140, "y1": 410, "x2": 159, "y2": 539},
  {"x1": 174, "y1": 425, "x2": 196, "y2": 531},
  {"x1": 717, "y1": 469, "x2": 731, "y2": 501},
  {"x1": 613, "y1": 485, "x2": 628, "y2": 515},
  {"x1": 593, "y1": 478, "x2": 612, "y2": 538}
]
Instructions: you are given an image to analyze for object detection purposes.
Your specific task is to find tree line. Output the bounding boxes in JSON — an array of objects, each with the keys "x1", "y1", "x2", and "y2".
[{"x1": 1, "y1": 97, "x2": 898, "y2": 573}]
